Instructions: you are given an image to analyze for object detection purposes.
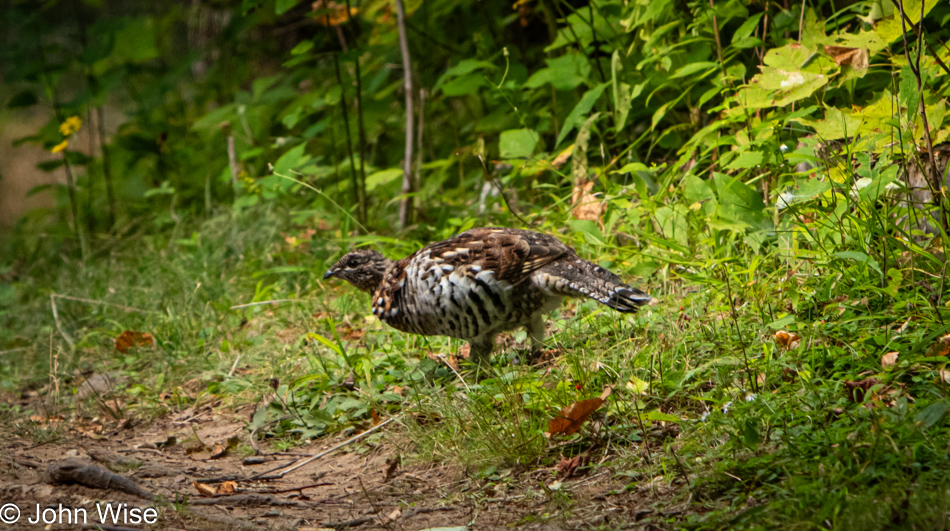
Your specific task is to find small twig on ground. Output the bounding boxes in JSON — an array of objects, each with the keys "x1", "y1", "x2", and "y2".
[
  {"x1": 230, "y1": 298, "x2": 316, "y2": 310},
  {"x1": 117, "y1": 448, "x2": 164, "y2": 456},
  {"x1": 51, "y1": 293, "x2": 146, "y2": 313},
  {"x1": 227, "y1": 354, "x2": 242, "y2": 378},
  {"x1": 436, "y1": 354, "x2": 470, "y2": 392},
  {"x1": 50, "y1": 294, "x2": 75, "y2": 347},
  {"x1": 189, "y1": 493, "x2": 302, "y2": 506},
  {"x1": 322, "y1": 516, "x2": 376, "y2": 529},
  {"x1": 253, "y1": 417, "x2": 397, "y2": 480}
]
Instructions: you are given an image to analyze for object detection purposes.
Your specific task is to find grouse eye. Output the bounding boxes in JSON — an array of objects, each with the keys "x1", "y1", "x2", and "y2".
[{"x1": 345, "y1": 256, "x2": 359, "y2": 267}]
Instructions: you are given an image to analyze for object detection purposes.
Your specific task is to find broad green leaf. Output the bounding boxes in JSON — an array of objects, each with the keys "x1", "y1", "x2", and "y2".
[
  {"x1": 916, "y1": 400, "x2": 949, "y2": 429},
  {"x1": 556, "y1": 84, "x2": 608, "y2": 147},
  {"x1": 365, "y1": 168, "x2": 403, "y2": 192},
  {"x1": 644, "y1": 411, "x2": 681, "y2": 423},
  {"x1": 113, "y1": 17, "x2": 158, "y2": 63},
  {"x1": 525, "y1": 54, "x2": 591, "y2": 92},
  {"x1": 724, "y1": 151, "x2": 764, "y2": 170},
  {"x1": 273, "y1": 143, "x2": 310, "y2": 176},
  {"x1": 731, "y1": 13, "x2": 765, "y2": 46},
  {"x1": 275, "y1": 0, "x2": 300, "y2": 14},
  {"x1": 672, "y1": 62, "x2": 719, "y2": 79},
  {"x1": 875, "y1": 0, "x2": 939, "y2": 44},
  {"x1": 834, "y1": 251, "x2": 882, "y2": 275},
  {"x1": 440, "y1": 73, "x2": 487, "y2": 96},
  {"x1": 611, "y1": 51, "x2": 632, "y2": 133},
  {"x1": 713, "y1": 173, "x2": 770, "y2": 231},
  {"x1": 796, "y1": 106, "x2": 863, "y2": 140},
  {"x1": 499, "y1": 128, "x2": 540, "y2": 159},
  {"x1": 655, "y1": 205, "x2": 689, "y2": 247}
]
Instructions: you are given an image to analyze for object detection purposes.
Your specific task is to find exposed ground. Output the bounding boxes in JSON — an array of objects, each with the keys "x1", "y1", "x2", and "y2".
[{"x1": 1, "y1": 391, "x2": 682, "y2": 531}]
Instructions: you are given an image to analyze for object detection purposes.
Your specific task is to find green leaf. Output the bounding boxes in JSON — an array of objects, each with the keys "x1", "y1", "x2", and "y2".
[
  {"x1": 112, "y1": 17, "x2": 159, "y2": 63},
  {"x1": 290, "y1": 40, "x2": 314, "y2": 55},
  {"x1": 525, "y1": 54, "x2": 591, "y2": 91},
  {"x1": 724, "y1": 151, "x2": 764, "y2": 170},
  {"x1": 644, "y1": 411, "x2": 681, "y2": 423},
  {"x1": 743, "y1": 419, "x2": 761, "y2": 447},
  {"x1": 671, "y1": 62, "x2": 719, "y2": 79},
  {"x1": 440, "y1": 73, "x2": 487, "y2": 96},
  {"x1": 365, "y1": 168, "x2": 403, "y2": 192},
  {"x1": 307, "y1": 332, "x2": 343, "y2": 356},
  {"x1": 834, "y1": 251, "x2": 882, "y2": 275},
  {"x1": 611, "y1": 51, "x2": 632, "y2": 133},
  {"x1": 731, "y1": 13, "x2": 765, "y2": 46},
  {"x1": 875, "y1": 0, "x2": 939, "y2": 44},
  {"x1": 899, "y1": 64, "x2": 920, "y2": 114},
  {"x1": 276, "y1": 0, "x2": 301, "y2": 14},
  {"x1": 767, "y1": 315, "x2": 796, "y2": 329},
  {"x1": 556, "y1": 83, "x2": 608, "y2": 148},
  {"x1": 6, "y1": 91, "x2": 37, "y2": 109},
  {"x1": 712, "y1": 173, "x2": 769, "y2": 230},
  {"x1": 916, "y1": 400, "x2": 949, "y2": 429},
  {"x1": 499, "y1": 128, "x2": 540, "y2": 159}
]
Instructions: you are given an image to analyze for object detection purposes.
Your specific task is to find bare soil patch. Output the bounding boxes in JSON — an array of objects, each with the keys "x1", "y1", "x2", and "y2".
[{"x1": 0, "y1": 400, "x2": 676, "y2": 530}]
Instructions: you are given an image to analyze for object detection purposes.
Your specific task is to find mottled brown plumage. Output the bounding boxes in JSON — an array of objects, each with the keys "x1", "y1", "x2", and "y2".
[{"x1": 324, "y1": 227, "x2": 651, "y2": 366}]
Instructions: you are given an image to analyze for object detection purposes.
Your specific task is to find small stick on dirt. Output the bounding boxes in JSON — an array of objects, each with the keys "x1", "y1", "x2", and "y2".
[
  {"x1": 261, "y1": 481, "x2": 333, "y2": 494},
  {"x1": 227, "y1": 354, "x2": 242, "y2": 378},
  {"x1": 230, "y1": 298, "x2": 315, "y2": 310},
  {"x1": 117, "y1": 448, "x2": 164, "y2": 456},
  {"x1": 250, "y1": 417, "x2": 397, "y2": 481},
  {"x1": 52, "y1": 293, "x2": 146, "y2": 313},
  {"x1": 322, "y1": 516, "x2": 377, "y2": 529},
  {"x1": 189, "y1": 493, "x2": 302, "y2": 506}
]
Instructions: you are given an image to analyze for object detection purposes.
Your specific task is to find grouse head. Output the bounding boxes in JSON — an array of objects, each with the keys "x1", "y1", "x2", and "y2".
[{"x1": 324, "y1": 249, "x2": 392, "y2": 293}]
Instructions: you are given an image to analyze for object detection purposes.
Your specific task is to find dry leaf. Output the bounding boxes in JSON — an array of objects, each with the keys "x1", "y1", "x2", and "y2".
[
  {"x1": 939, "y1": 369, "x2": 950, "y2": 384},
  {"x1": 370, "y1": 409, "x2": 380, "y2": 426},
  {"x1": 930, "y1": 334, "x2": 950, "y2": 357},
  {"x1": 824, "y1": 45, "x2": 869, "y2": 70},
  {"x1": 548, "y1": 397, "x2": 606, "y2": 436},
  {"x1": 386, "y1": 507, "x2": 402, "y2": 521},
  {"x1": 551, "y1": 144, "x2": 574, "y2": 168},
  {"x1": 312, "y1": 0, "x2": 358, "y2": 26},
  {"x1": 571, "y1": 181, "x2": 603, "y2": 222},
  {"x1": 193, "y1": 481, "x2": 216, "y2": 497},
  {"x1": 115, "y1": 331, "x2": 154, "y2": 353},
  {"x1": 209, "y1": 444, "x2": 226, "y2": 460},
  {"x1": 844, "y1": 378, "x2": 882, "y2": 403},
  {"x1": 383, "y1": 455, "x2": 400, "y2": 481},
  {"x1": 217, "y1": 481, "x2": 237, "y2": 495},
  {"x1": 881, "y1": 351, "x2": 899, "y2": 369},
  {"x1": 556, "y1": 455, "x2": 589, "y2": 479},
  {"x1": 773, "y1": 330, "x2": 801, "y2": 350}
]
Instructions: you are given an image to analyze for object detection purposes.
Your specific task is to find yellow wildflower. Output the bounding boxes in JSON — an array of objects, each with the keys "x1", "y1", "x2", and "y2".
[
  {"x1": 58, "y1": 115, "x2": 82, "y2": 136},
  {"x1": 51, "y1": 140, "x2": 69, "y2": 154}
]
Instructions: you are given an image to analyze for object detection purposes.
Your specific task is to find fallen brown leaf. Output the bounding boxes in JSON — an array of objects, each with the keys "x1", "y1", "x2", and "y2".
[
  {"x1": 193, "y1": 481, "x2": 216, "y2": 497},
  {"x1": 548, "y1": 397, "x2": 606, "y2": 436},
  {"x1": 881, "y1": 351, "x2": 899, "y2": 369},
  {"x1": 824, "y1": 45, "x2": 869, "y2": 70},
  {"x1": 774, "y1": 330, "x2": 801, "y2": 350},
  {"x1": 571, "y1": 181, "x2": 603, "y2": 222},
  {"x1": 115, "y1": 331, "x2": 154, "y2": 353}
]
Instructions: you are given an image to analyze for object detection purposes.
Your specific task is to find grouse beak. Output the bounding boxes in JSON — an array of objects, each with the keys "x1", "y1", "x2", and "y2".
[{"x1": 323, "y1": 269, "x2": 336, "y2": 280}]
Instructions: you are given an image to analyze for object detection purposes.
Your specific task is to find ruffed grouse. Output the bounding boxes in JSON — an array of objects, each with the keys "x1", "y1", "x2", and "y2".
[{"x1": 324, "y1": 227, "x2": 651, "y2": 366}]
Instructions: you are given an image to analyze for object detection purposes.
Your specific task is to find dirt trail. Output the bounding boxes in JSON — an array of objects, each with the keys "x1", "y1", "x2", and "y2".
[{"x1": 0, "y1": 400, "x2": 668, "y2": 530}]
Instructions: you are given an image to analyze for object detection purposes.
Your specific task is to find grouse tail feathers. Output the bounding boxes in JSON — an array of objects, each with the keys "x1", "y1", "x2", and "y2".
[{"x1": 541, "y1": 259, "x2": 652, "y2": 313}]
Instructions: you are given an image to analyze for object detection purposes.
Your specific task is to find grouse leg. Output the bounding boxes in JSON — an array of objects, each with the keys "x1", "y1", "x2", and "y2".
[
  {"x1": 527, "y1": 313, "x2": 545, "y2": 352},
  {"x1": 467, "y1": 336, "x2": 495, "y2": 371}
]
